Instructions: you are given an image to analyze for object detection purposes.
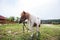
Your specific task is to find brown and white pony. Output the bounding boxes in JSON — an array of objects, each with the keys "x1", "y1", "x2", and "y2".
[{"x1": 19, "y1": 11, "x2": 41, "y2": 36}]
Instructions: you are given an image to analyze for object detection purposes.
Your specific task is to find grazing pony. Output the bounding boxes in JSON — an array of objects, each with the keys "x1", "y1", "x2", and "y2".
[{"x1": 19, "y1": 11, "x2": 41, "y2": 37}]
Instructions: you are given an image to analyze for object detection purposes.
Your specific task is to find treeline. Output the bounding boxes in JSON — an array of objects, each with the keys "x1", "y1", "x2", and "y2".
[
  {"x1": 6, "y1": 16, "x2": 20, "y2": 23},
  {"x1": 41, "y1": 19, "x2": 60, "y2": 24},
  {"x1": 6, "y1": 16, "x2": 60, "y2": 24}
]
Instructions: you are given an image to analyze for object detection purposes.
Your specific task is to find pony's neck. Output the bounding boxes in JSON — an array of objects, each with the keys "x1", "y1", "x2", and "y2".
[
  {"x1": 26, "y1": 13, "x2": 30, "y2": 21},
  {"x1": 28, "y1": 14, "x2": 34, "y2": 21}
]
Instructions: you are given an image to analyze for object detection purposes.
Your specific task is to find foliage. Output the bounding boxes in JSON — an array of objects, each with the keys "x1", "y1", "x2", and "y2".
[
  {"x1": 41, "y1": 19, "x2": 60, "y2": 24},
  {"x1": 7, "y1": 16, "x2": 15, "y2": 22},
  {"x1": 15, "y1": 17, "x2": 20, "y2": 23}
]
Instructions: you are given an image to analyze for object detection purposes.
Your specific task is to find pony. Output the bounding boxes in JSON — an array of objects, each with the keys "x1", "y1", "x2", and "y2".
[{"x1": 19, "y1": 11, "x2": 41, "y2": 37}]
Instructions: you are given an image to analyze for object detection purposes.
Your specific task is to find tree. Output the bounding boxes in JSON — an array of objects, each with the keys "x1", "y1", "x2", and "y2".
[
  {"x1": 7, "y1": 16, "x2": 15, "y2": 22},
  {"x1": 15, "y1": 17, "x2": 20, "y2": 23},
  {"x1": 10, "y1": 16, "x2": 15, "y2": 22}
]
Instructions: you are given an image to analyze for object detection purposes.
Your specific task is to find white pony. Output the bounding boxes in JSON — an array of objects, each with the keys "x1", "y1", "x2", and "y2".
[{"x1": 19, "y1": 11, "x2": 41, "y2": 37}]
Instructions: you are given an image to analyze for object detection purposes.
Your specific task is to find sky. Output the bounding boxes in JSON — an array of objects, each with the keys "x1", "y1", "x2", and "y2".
[{"x1": 0, "y1": 0, "x2": 60, "y2": 20}]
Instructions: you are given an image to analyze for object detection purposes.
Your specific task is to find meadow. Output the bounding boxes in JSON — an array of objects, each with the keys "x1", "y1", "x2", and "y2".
[{"x1": 0, "y1": 24, "x2": 60, "y2": 40}]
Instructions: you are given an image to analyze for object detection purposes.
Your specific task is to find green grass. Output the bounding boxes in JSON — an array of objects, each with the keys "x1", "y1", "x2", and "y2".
[
  {"x1": 0, "y1": 24, "x2": 60, "y2": 40},
  {"x1": 40, "y1": 24, "x2": 60, "y2": 40}
]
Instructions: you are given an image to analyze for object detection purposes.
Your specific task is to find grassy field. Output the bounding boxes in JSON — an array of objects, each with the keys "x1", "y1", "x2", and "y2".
[{"x1": 0, "y1": 24, "x2": 60, "y2": 40}]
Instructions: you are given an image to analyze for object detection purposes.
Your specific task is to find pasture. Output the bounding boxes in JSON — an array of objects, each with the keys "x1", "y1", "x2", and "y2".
[{"x1": 0, "y1": 24, "x2": 60, "y2": 40}]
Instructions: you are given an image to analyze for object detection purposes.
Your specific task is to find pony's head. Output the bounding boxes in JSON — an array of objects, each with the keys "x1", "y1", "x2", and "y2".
[{"x1": 19, "y1": 11, "x2": 30, "y2": 23}]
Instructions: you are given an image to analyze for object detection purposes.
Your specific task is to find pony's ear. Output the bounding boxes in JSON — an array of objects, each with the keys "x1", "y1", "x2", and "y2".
[{"x1": 23, "y1": 11, "x2": 26, "y2": 14}]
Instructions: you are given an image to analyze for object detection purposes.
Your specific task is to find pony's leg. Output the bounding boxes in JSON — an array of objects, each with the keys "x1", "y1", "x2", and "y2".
[
  {"x1": 22, "y1": 23, "x2": 25, "y2": 33},
  {"x1": 36, "y1": 25, "x2": 40, "y2": 32},
  {"x1": 27, "y1": 21, "x2": 34, "y2": 37},
  {"x1": 36, "y1": 24, "x2": 41, "y2": 40},
  {"x1": 28, "y1": 24, "x2": 34, "y2": 37},
  {"x1": 36, "y1": 25, "x2": 40, "y2": 36}
]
